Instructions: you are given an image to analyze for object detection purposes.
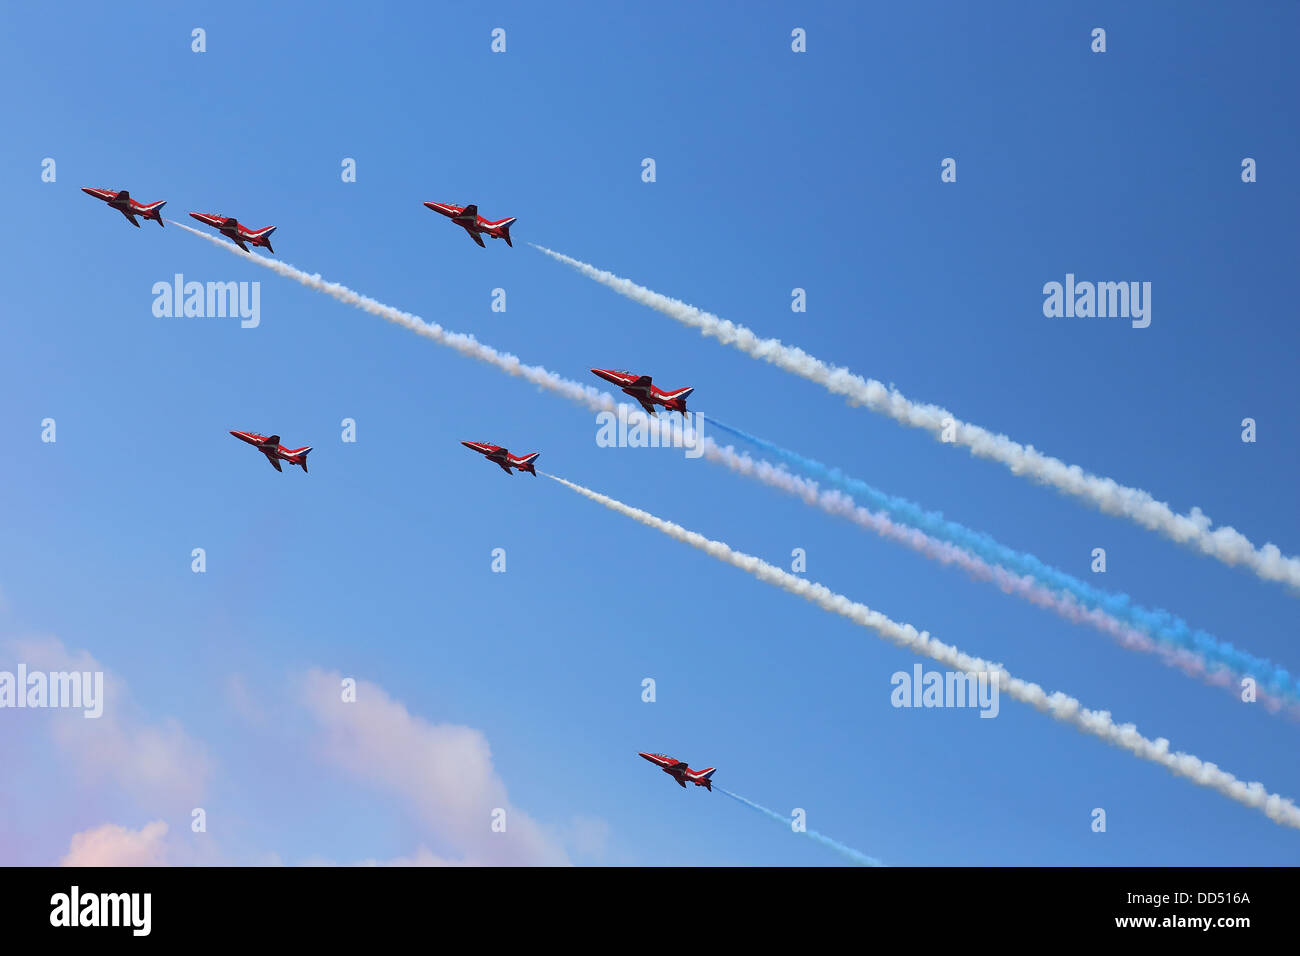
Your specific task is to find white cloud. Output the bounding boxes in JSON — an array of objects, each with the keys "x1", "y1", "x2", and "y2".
[
  {"x1": 296, "y1": 668, "x2": 571, "y2": 866},
  {"x1": 61, "y1": 821, "x2": 171, "y2": 866},
  {"x1": 4, "y1": 636, "x2": 213, "y2": 811}
]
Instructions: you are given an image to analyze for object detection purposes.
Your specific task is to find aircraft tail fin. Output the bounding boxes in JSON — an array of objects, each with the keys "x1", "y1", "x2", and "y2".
[
  {"x1": 497, "y1": 217, "x2": 516, "y2": 247},
  {"x1": 663, "y1": 386, "x2": 694, "y2": 414},
  {"x1": 254, "y1": 226, "x2": 277, "y2": 255},
  {"x1": 145, "y1": 200, "x2": 166, "y2": 225},
  {"x1": 291, "y1": 447, "x2": 311, "y2": 473},
  {"x1": 692, "y1": 767, "x2": 715, "y2": 790},
  {"x1": 516, "y1": 452, "x2": 539, "y2": 476}
]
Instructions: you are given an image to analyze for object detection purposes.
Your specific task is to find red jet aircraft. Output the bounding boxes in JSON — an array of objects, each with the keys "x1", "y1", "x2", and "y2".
[
  {"x1": 424, "y1": 202, "x2": 516, "y2": 248},
  {"x1": 591, "y1": 369, "x2": 694, "y2": 417},
  {"x1": 189, "y1": 213, "x2": 277, "y2": 254},
  {"x1": 638, "y1": 752, "x2": 716, "y2": 791},
  {"x1": 460, "y1": 441, "x2": 539, "y2": 476},
  {"x1": 230, "y1": 431, "x2": 312, "y2": 473},
  {"x1": 81, "y1": 188, "x2": 167, "y2": 228}
]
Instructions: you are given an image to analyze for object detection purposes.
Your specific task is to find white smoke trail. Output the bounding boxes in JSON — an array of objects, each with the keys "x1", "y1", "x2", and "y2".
[
  {"x1": 544, "y1": 472, "x2": 1300, "y2": 832},
  {"x1": 172, "y1": 221, "x2": 615, "y2": 412},
  {"x1": 531, "y1": 244, "x2": 1300, "y2": 592},
  {"x1": 175, "y1": 220, "x2": 1286, "y2": 711},
  {"x1": 711, "y1": 446, "x2": 1296, "y2": 715},
  {"x1": 714, "y1": 787, "x2": 884, "y2": 866}
]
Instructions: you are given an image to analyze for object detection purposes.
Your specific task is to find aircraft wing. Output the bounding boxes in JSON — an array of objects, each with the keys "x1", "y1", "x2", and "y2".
[
  {"x1": 637, "y1": 398, "x2": 658, "y2": 417},
  {"x1": 263, "y1": 452, "x2": 283, "y2": 472},
  {"x1": 630, "y1": 375, "x2": 652, "y2": 388},
  {"x1": 459, "y1": 204, "x2": 478, "y2": 220},
  {"x1": 494, "y1": 459, "x2": 513, "y2": 475},
  {"x1": 118, "y1": 208, "x2": 141, "y2": 227},
  {"x1": 674, "y1": 774, "x2": 687, "y2": 788},
  {"x1": 233, "y1": 236, "x2": 250, "y2": 252},
  {"x1": 466, "y1": 229, "x2": 486, "y2": 248}
]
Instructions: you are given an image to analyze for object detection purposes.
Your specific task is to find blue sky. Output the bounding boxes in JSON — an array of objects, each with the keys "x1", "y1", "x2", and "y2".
[{"x1": 1, "y1": 1, "x2": 1298, "y2": 865}]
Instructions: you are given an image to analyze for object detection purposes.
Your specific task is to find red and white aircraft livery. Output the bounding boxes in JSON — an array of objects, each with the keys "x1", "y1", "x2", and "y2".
[
  {"x1": 424, "y1": 202, "x2": 516, "y2": 248},
  {"x1": 188, "y1": 213, "x2": 278, "y2": 254},
  {"x1": 230, "y1": 431, "x2": 312, "y2": 473},
  {"x1": 591, "y1": 369, "x2": 695, "y2": 417},
  {"x1": 460, "y1": 441, "x2": 539, "y2": 476},
  {"x1": 638, "y1": 752, "x2": 716, "y2": 791},
  {"x1": 81, "y1": 188, "x2": 167, "y2": 228}
]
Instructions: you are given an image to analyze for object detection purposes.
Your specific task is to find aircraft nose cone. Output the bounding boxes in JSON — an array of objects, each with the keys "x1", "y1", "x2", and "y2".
[{"x1": 80, "y1": 187, "x2": 95, "y2": 196}]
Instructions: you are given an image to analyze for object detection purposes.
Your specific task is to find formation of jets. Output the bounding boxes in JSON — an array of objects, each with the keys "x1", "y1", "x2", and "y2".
[
  {"x1": 424, "y1": 201, "x2": 517, "y2": 248},
  {"x1": 81, "y1": 187, "x2": 167, "y2": 228},
  {"x1": 87, "y1": 184, "x2": 730, "y2": 809},
  {"x1": 229, "y1": 431, "x2": 312, "y2": 473},
  {"x1": 86, "y1": 188, "x2": 524, "y2": 255},
  {"x1": 590, "y1": 368, "x2": 694, "y2": 417},
  {"x1": 638, "y1": 752, "x2": 716, "y2": 791},
  {"x1": 86, "y1": 190, "x2": 696, "y2": 487},
  {"x1": 189, "y1": 213, "x2": 278, "y2": 254},
  {"x1": 461, "y1": 441, "x2": 540, "y2": 476}
]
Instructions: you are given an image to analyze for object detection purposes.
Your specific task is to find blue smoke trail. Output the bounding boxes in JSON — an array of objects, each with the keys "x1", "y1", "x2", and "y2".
[
  {"x1": 705, "y1": 417, "x2": 1299, "y2": 701},
  {"x1": 716, "y1": 787, "x2": 884, "y2": 866}
]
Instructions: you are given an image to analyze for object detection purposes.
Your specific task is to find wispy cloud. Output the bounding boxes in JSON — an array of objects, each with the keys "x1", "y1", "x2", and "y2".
[{"x1": 295, "y1": 668, "x2": 572, "y2": 866}]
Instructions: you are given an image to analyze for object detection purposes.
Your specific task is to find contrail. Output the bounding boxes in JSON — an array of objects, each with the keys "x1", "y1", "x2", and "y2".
[
  {"x1": 174, "y1": 223, "x2": 1289, "y2": 712},
  {"x1": 544, "y1": 472, "x2": 1300, "y2": 832},
  {"x1": 704, "y1": 417, "x2": 1300, "y2": 706},
  {"x1": 714, "y1": 787, "x2": 884, "y2": 866},
  {"x1": 531, "y1": 244, "x2": 1300, "y2": 593}
]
